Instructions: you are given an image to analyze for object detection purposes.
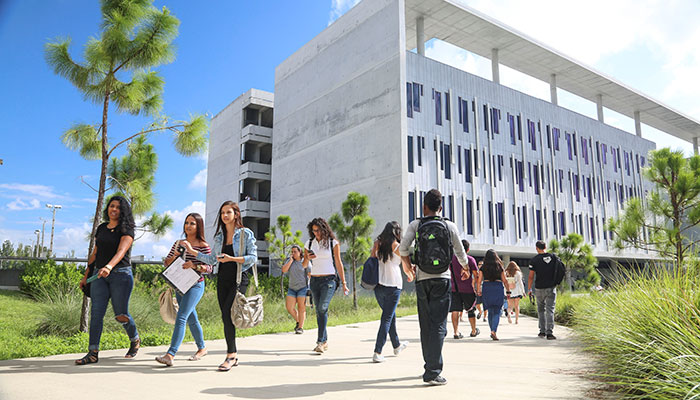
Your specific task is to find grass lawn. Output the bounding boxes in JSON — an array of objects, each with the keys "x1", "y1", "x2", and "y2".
[{"x1": 0, "y1": 288, "x2": 417, "y2": 360}]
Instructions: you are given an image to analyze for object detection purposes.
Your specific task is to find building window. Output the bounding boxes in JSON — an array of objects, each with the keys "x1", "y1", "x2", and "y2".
[
  {"x1": 413, "y1": 82, "x2": 421, "y2": 112},
  {"x1": 407, "y1": 136, "x2": 414, "y2": 173},
  {"x1": 458, "y1": 146, "x2": 462, "y2": 174},
  {"x1": 444, "y1": 144, "x2": 452, "y2": 179},
  {"x1": 516, "y1": 160, "x2": 524, "y2": 192},
  {"x1": 582, "y1": 137, "x2": 589, "y2": 165},
  {"x1": 438, "y1": 140, "x2": 444, "y2": 170},
  {"x1": 497, "y1": 202, "x2": 505, "y2": 230},
  {"x1": 522, "y1": 206, "x2": 528, "y2": 233},
  {"x1": 527, "y1": 120, "x2": 537, "y2": 151},
  {"x1": 602, "y1": 143, "x2": 608, "y2": 164},
  {"x1": 434, "y1": 91, "x2": 442, "y2": 126},
  {"x1": 417, "y1": 136, "x2": 423, "y2": 166},
  {"x1": 536, "y1": 209, "x2": 542, "y2": 240},
  {"x1": 407, "y1": 82, "x2": 413, "y2": 118},
  {"x1": 573, "y1": 133, "x2": 578, "y2": 157},
  {"x1": 448, "y1": 195, "x2": 454, "y2": 221},
  {"x1": 408, "y1": 191, "x2": 416, "y2": 222},
  {"x1": 497, "y1": 155, "x2": 503, "y2": 181},
  {"x1": 483, "y1": 104, "x2": 489, "y2": 132},
  {"x1": 587, "y1": 177, "x2": 593, "y2": 205},
  {"x1": 528, "y1": 162, "x2": 532, "y2": 187},
  {"x1": 566, "y1": 133, "x2": 572, "y2": 160},
  {"x1": 491, "y1": 108, "x2": 501, "y2": 135},
  {"x1": 488, "y1": 201, "x2": 493, "y2": 230},
  {"x1": 473, "y1": 148, "x2": 479, "y2": 176},
  {"x1": 508, "y1": 114, "x2": 516, "y2": 145},
  {"x1": 466, "y1": 199, "x2": 474, "y2": 235},
  {"x1": 574, "y1": 174, "x2": 580, "y2": 202},
  {"x1": 534, "y1": 165, "x2": 540, "y2": 195},
  {"x1": 465, "y1": 149, "x2": 472, "y2": 183},
  {"x1": 458, "y1": 97, "x2": 469, "y2": 133},
  {"x1": 546, "y1": 125, "x2": 552, "y2": 149},
  {"x1": 553, "y1": 127, "x2": 560, "y2": 151},
  {"x1": 445, "y1": 92, "x2": 450, "y2": 121},
  {"x1": 559, "y1": 211, "x2": 566, "y2": 236}
]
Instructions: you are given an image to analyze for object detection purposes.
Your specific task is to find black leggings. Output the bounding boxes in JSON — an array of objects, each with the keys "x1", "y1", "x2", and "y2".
[{"x1": 217, "y1": 266, "x2": 249, "y2": 353}]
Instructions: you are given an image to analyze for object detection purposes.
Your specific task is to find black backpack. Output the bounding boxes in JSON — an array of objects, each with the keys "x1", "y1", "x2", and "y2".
[
  {"x1": 552, "y1": 254, "x2": 566, "y2": 286},
  {"x1": 414, "y1": 216, "x2": 453, "y2": 274}
]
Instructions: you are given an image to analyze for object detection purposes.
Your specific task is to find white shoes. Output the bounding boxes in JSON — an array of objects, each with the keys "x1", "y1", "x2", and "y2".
[
  {"x1": 393, "y1": 341, "x2": 408, "y2": 356},
  {"x1": 372, "y1": 352, "x2": 385, "y2": 363}
]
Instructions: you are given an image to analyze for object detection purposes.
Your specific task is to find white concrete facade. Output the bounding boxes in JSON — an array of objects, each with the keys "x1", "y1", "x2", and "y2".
[{"x1": 207, "y1": 0, "x2": 683, "y2": 263}]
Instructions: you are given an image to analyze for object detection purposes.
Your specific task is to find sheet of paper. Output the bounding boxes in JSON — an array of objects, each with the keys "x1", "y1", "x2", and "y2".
[{"x1": 162, "y1": 257, "x2": 200, "y2": 293}]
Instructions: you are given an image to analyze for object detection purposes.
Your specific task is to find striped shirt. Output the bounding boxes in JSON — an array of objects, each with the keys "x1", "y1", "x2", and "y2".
[{"x1": 166, "y1": 242, "x2": 212, "y2": 282}]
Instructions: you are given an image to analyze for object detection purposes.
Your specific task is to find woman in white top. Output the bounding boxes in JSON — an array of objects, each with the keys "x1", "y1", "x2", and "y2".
[
  {"x1": 303, "y1": 217, "x2": 349, "y2": 354},
  {"x1": 370, "y1": 221, "x2": 415, "y2": 363},
  {"x1": 505, "y1": 261, "x2": 526, "y2": 324}
]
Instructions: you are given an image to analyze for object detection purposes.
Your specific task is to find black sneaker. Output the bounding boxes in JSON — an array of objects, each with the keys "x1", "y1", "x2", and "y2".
[
  {"x1": 538, "y1": 332, "x2": 546, "y2": 338},
  {"x1": 546, "y1": 334, "x2": 557, "y2": 340},
  {"x1": 425, "y1": 376, "x2": 447, "y2": 386}
]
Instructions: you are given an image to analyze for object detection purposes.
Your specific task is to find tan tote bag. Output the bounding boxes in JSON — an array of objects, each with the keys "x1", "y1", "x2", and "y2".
[
  {"x1": 230, "y1": 228, "x2": 263, "y2": 329},
  {"x1": 159, "y1": 286, "x2": 179, "y2": 325}
]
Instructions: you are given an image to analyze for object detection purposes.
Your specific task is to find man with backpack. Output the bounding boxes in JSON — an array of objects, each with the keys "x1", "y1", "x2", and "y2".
[
  {"x1": 527, "y1": 240, "x2": 564, "y2": 340},
  {"x1": 399, "y1": 189, "x2": 469, "y2": 386}
]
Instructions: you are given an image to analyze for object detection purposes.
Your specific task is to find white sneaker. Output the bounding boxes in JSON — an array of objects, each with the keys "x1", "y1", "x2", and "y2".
[
  {"x1": 372, "y1": 352, "x2": 385, "y2": 363},
  {"x1": 393, "y1": 341, "x2": 408, "y2": 356}
]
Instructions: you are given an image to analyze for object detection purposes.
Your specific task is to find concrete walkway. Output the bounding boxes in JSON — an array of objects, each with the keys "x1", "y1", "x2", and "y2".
[{"x1": 0, "y1": 314, "x2": 594, "y2": 399}]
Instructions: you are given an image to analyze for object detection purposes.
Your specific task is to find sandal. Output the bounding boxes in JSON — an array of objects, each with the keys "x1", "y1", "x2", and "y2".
[
  {"x1": 125, "y1": 338, "x2": 140, "y2": 358},
  {"x1": 218, "y1": 357, "x2": 238, "y2": 371},
  {"x1": 75, "y1": 350, "x2": 99, "y2": 365},
  {"x1": 155, "y1": 355, "x2": 173, "y2": 367},
  {"x1": 188, "y1": 349, "x2": 208, "y2": 361},
  {"x1": 453, "y1": 333, "x2": 464, "y2": 339}
]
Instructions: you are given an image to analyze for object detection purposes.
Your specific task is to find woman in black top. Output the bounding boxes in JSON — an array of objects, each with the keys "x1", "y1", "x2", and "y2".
[
  {"x1": 76, "y1": 195, "x2": 139, "y2": 365},
  {"x1": 475, "y1": 249, "x2": 509, "y2": 341}
]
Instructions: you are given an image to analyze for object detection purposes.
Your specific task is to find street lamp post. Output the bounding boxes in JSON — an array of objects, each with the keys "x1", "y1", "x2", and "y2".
[
  {"x1": 39, "y1": 218, "x2": 47, "y2": 257},
  {"x1": 46, "y1": 204, "x2": 62, "y2": 257},
  {"x1": 34, "y1": 230, "x2": 41, "y2": 257}
]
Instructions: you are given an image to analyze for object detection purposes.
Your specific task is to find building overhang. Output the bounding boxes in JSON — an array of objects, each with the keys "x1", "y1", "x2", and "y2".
[{"x1": 404, "y1": 0, "x2": 700, "y2": 143}]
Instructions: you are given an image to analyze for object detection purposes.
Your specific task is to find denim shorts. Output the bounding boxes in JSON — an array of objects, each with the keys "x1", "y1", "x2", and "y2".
[{"x1": 287, "y1": 287, "x2": 308, "y2": 298}]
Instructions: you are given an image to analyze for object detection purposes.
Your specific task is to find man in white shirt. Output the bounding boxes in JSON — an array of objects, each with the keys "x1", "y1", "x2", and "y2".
[{"x1": 399, "y1": 189, "x2": 469, "y2": 386}]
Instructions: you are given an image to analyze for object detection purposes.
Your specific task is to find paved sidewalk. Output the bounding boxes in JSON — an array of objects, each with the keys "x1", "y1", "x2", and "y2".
[{"x1": 0, "y1": 314, "x2": 593, "y2": 399}]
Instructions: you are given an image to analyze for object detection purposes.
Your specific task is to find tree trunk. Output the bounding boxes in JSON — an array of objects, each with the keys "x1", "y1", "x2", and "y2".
[
  {"x1": 351, "y1": 260, "x2": 357, "y2": 309},
  {"x1": 566, "y1": 268, "x2": 573, "y2": 292},
  {"x1": 79, "y1": 91, "x2": 111, "y2": 333}
]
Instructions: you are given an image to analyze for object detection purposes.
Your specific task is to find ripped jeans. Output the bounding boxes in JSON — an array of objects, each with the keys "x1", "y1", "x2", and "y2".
[{"x1": 88, "y1": 267, "x2": 139, "y2": 351}]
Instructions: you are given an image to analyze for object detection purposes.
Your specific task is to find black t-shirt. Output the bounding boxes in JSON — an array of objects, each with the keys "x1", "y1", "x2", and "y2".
[
  {"x1": 95, "y1": 222, "x2": 135, "y2": 269},
  {"x1": 529, "y1": 253, "x2": 558, "y2": 289}
]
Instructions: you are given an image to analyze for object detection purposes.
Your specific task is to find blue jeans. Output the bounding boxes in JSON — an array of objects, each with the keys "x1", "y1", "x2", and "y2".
[
  {"x1": 416, "y1": 278, "x2": 451, "y2": 382},
  {"x1": 482, "y1": 281, "x2": 505, "y2": 333},
  {"x1": 167, "y1": 280, "x2": 206, "y2": 356},
  {"x1": 374, "y1": 284, "x2": 401, "y2": 354},
  {"x1": 535, "y1": 287, "x2": 557, "y2": 335},
  {"x1": 309, "y1": 275, "x2": 336, "y2": 344},
  {"x1": 88, "y1": 267, "x2": 139, "y2": 351}
]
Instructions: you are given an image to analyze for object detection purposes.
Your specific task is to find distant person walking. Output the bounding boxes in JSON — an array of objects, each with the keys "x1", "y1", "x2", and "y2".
[
  {"x1": 304, "y1": 217, "x2": 349, "y2": 354},
  {"x1": 527, "y1": 240, "x2": 559, "y2": 340},
  {"x1": 76, "y1": 195, "x2": 139, "y2": 365},
  {"x1": 282, "y1": 245, "x2": 309, "y2": 334},
  {"x1": 399, "y1": 189, "x2": 469, "y2": 386},
  {"x1": 155, "y1": 213, "x2": 212, "y2": 367},
  {"x1": 505, "y1": 261, "x2": 526, "y2": 324},
  {"x1": 475, "y1": 260, "x2": 484, "y2": 321},
  {"x1": 450, "y1": 239, "x2": 479, "y2": 339},
  {"x1": 475, "y1": 249, "x2": 509, "y2": 341},
  {"x1": 181, "y1": 200, "x2": 258, "y2": 371},
  {"x1": 370, "y1": 221, "x2": 414, "y2": 363}
]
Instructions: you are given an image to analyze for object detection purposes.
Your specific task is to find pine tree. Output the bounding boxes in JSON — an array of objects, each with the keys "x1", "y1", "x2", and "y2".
[
  {"x1": 265, "y1": 215, "x2": 304, "y2": 297},
  {"x1": 549, "y1": 233, "x2": 600, "y2": 291},
  {"x1": 45, "y1": 0, "x2": 207, "y2": 331}
]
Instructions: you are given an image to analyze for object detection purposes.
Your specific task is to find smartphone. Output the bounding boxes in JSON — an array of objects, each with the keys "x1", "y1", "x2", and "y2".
[
  {"x1": 307, "y1": 249, "x2": 315, "y2": 256},
  {"x1": 217, "y1": 254, "x2": 226, "y2": 260}
]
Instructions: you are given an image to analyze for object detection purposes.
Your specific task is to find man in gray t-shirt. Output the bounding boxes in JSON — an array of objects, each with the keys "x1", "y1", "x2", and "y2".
[{"x1": 399, "y1": 189, "x2": 469, "y2": 386}]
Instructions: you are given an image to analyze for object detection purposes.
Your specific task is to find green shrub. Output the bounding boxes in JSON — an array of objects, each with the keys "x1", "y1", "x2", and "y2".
[
  {"x1": 19, "y1": 260, "x2": 83, "y2": 300},
  {"x1": 256, "y1": 273, "x2": 285, "y2": 300},
  {"x1": 573, "y1": 265, "x2": 700, "y2": 399},
  {"x1": 518, "y1": 291, "x2": 589, "y2": 326},
  {"x1": 133, "y1": 263, "x2": 165, "y2": 287}
]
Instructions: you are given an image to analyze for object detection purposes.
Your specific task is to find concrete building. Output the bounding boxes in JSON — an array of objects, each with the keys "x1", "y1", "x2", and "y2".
[{"x1": 208, "y1": 0, "x2": 700, "y2": 268}]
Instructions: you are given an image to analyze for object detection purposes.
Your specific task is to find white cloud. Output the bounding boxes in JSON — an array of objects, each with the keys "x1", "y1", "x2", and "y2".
[
  {"x1": 6, "y1": 198, "x2": 41, "y2": 211},
  {"x1": 0, "y1": 183, "x2": 66, "y2": 200},
  {"x1": 328, "y1": 0, "x2": 361, "y2": 25},
  {"x1": 188, "y1": 168, "x2": 207, "y2": 190}
]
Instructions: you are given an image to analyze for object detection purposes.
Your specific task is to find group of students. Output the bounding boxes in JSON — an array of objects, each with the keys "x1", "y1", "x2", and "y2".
[{"x1": 74, "y1": 190, "x2": 560, "y2": 386}]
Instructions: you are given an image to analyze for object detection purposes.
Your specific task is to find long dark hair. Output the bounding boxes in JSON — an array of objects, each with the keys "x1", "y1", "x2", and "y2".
[
  {"x1": 482, "y1": 248, "x2": 504, "y2": 279},
  {"x1": 183, "y1": 212, "x2": 206, "y2": 242},
  {"x1": 307, "y1": 217, "x2": 335, "y2": 249},
  {"x1": 376, "y1": 221, "x2": 401, "y2": 263},
  {"x1": 102, "y1": 195, "x2": 135, "y2": 235},
  {"x1": 215, "y1": 201, "x2": 244, "y2": 239}
]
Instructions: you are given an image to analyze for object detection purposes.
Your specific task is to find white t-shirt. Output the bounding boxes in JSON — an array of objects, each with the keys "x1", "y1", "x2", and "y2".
[
  {"x1": 307, "y1": 238, "x2": 336, "y2": 276},
  {"x1": 509, "y1": 271, "x2": 526, "y2": 297}
]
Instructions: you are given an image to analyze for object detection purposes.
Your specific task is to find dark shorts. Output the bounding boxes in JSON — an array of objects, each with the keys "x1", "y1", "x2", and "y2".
[{"x1": 450, "y1": 291, "x2": 477, "y2": 313}]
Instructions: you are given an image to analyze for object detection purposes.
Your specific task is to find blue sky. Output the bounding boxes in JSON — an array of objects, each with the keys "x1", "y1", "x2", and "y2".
[{"x1": 1, "y1": 0, "x2": 698, "y2": 259}]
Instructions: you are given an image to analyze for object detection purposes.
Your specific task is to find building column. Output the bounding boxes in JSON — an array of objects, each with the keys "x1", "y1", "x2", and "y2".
[
  {"x1": 694, "y1": 137, "x2": 699, "y2": 156},
  {"x1": 502, "y1": 253, "x2": 511, "y2": 265},
  {"x1": 491, "y1": 48, "x2": 500, "y2": 84},
  {"x1": 416, "y1": 16, "x2": 425, "y2": 56},
  {"x1": 596, "y1": 94, "x2": 604, "y2": 123},
  {"x1": 550, "y1": 73, "x2": 558, "y2": 105},
  {"x1": 634, "y1": 111, "x2": 642, "y2": 137}
]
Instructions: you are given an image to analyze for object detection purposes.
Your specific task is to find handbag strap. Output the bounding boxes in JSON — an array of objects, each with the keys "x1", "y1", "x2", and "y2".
[{"x1": 236, "y1": 228, "x2": 259, "y2": 288}]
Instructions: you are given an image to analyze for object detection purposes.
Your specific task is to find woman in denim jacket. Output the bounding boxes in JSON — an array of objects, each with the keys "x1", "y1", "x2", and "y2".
[{"x1": 181, "y1": 200, "x2": 257, "y2": 371}]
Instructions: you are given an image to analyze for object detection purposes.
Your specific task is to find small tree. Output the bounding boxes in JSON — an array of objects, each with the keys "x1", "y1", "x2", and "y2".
[
  {"x1": 45, "y1": 0, "x2": 207, "y2": 332},
  {"x1": 264, "y1": 215, "x2": 304, "y2": 297},
  {"x1": 608, "y1": 148, "x2": 700, "y2": 266},
  {"x1": 549, "y1": 233, "x2": 600, "y2": 291},
  {"x1": 329, "y1": 192, "x2": 375, "y2": 309}
]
